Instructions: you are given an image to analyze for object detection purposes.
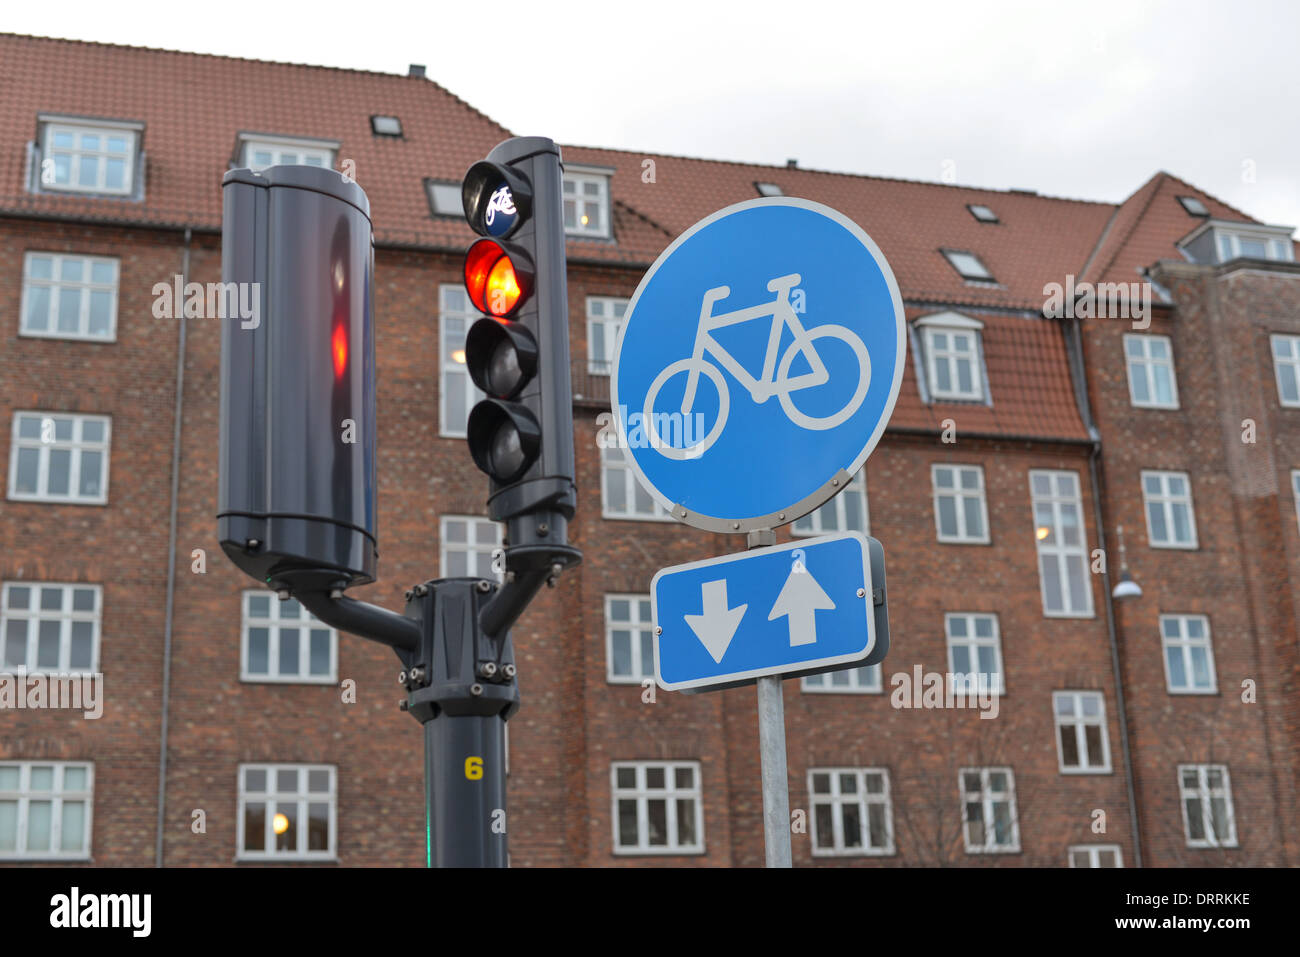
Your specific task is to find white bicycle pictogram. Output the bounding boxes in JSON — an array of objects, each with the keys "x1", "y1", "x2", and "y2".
[{"x1": 643, "y1": 273, "x2": 870, "y2": 459}]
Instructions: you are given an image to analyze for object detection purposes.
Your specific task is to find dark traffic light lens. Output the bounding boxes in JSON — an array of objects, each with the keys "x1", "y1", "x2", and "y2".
[
  {"x1": 487, "y1": 338, "x2": 522, "y2": 396},
  {"x1": 464, "y1": 317, "x2": 538, "y2": 399},
  {"x1": 490, "y1": 421, "x2": 525, "y2": 478},
  {"x1": 466, "y1": 399, "x2": 541, "y2": 484}
]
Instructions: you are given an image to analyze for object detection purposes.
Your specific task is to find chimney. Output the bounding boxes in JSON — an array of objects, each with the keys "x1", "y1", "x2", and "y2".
[
  {"x1": 408, "y1": 64, "x2": 426, "y2": 78},
  {"x1": 786, "y1": 159, "x2": 798, "y2": 168}
]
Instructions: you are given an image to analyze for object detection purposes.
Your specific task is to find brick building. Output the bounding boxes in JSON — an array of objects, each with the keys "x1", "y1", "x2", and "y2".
[{"x1": 0, "y1": 32, "x2": 1296, "y2": 867}]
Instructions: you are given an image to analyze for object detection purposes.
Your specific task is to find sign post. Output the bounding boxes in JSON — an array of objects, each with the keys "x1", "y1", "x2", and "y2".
[{"x1": 617, "y1": 197, "x2": 906, "y2": 866}]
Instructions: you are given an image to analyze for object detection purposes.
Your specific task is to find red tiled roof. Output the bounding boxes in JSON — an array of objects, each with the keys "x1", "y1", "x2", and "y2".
[
  {"x1": 1080, "y1": 171, "x2": 1261, "y2": 286},
  {"x1": 564, "y1": 145, "x2": 1118, "y2": 309},
  {"x1": 890, "y1": 308, "x2": 1090, "y2": 441}
]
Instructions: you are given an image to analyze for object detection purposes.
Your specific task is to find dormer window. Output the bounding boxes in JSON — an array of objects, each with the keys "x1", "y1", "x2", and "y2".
[
  {"x1": 941, "y1": 249, "x2": 995, "y2": 282},
  {"x1": 915, "y1": 312, "x2": 987, "y2": 402},
  {"x1": 1217, "y1": 231, "x2": 1292, "y2": 262},
  {"x1": 1177, "y1": 219, "x2": 1295, "y2": 265},
  {"x1": 967, "y1": 204, "x2": 998, "y2": 223},
  {"x1": 236, "y1": 133, "x2": 337, "y2": 171},
  {"x1": 1177, "y1": 196, "x2": 1209, "y2": 217},
  {"x1": 563, "y1": 166, "x2": 612, "y2": 239},
  {"x1": 33, "y1": 115, "x2": 143, "y2": 198}
]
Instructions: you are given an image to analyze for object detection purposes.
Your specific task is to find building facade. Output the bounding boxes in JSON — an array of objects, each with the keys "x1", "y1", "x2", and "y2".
[{"x1": 0, "y1": 33, "x2": 1296, "y2": 866}]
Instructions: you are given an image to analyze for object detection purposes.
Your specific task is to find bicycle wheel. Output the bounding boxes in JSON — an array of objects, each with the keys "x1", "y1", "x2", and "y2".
[
  {"x1": 776, "y1": 325, "x2": 871, "y2": 431},
  {"x1": 641, "y1": 357, "x2": 730, "y2": 460}
]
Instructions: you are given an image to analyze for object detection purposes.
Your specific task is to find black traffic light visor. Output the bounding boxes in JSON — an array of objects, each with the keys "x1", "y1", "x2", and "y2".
[{"x1": 462, "y1": 161, "x2": 533, "y2": 239}]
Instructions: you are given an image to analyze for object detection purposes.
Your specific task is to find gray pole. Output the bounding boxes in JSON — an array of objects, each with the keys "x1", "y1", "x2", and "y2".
[{"x1": 748, "y1": 529, "x2": 792, "y2": 867}]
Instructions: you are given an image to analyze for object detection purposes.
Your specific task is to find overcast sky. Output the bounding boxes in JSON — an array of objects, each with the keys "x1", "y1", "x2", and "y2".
[{"x1": 6, "y1": 0, "x2": 1298, "y2": 232}]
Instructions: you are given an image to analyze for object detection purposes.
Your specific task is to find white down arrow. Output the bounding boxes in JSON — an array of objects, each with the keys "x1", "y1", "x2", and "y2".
[{"x1": 684, "y1": 579, "x2": 748, "y2": 663}]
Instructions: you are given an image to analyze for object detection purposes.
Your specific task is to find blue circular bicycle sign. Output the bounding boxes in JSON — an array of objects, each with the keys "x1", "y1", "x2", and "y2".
[{"x1": 611, "y1": 197, "x2": 906, "y2": 532}]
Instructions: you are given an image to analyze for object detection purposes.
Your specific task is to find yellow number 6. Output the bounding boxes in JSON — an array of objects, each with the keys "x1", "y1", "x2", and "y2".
[{"x1": 465, "y1": 757, "x2": 483, "y2": 780}]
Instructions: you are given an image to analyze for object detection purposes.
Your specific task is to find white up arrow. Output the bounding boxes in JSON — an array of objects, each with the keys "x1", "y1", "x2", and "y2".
[
  {"x1": 684, "y1": 579, "x2": 748, "y2": 663},
  {"x1": 767, "y1": 562, "x2": 836, "y2": 646}
]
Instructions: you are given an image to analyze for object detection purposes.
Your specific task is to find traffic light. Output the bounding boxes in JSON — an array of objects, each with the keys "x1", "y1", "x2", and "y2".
[
  {"x1": 217, "y1": 165, "x2": 378, "y2": 593},
  {"x1": 460, "y1": 138, "x2": 578, "y2": 571}
]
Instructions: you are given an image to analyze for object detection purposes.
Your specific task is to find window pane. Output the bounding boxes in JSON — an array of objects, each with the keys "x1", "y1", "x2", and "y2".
[
  {"x1": 245, "y1": 769, "x2": 266, "y2": 791},
  {"x1": 308, "y1": 802, "x2": 329, "y2": 851},
  {"x1": 646, "y1": 799, "x2": 667, "y2": 845},
  {"x1": 841, "y1": 803, "x2": 863, "y2": 847},
  {"x1": 639, "y1": 634, "x2": 655, "y2": 678},
  {"x1": 37, "y1": 620, "x2": 61, "y2": 669},
  {"x1": 617, "y1": 799, "x2": 638, "y2": 845},
  {"x1": 615, "y1": 767, "x2": 635, "y2": 789},
  {"x1": 814, "y1": 804, "x2": 834, "y2": 847},
  {"x1": 63, "y1": 767, "x2": 87, "y2": 791},
  {"x1": 88, "y1": 292, "x2": 113, "y2": 336},
  {"x1": 25, "y1": 286, "x2": 50, "y2": 330},
  {"x1": 244, "y1": 802, "x2": 266, "y2": 851},
  {"x1": 275, "y1": 803, "x2": 298, "y2": 851},
  {"x1": 962, "y1": 496, "x2": 983, "y2": 538},
  {"x1": 0, "y1": 801, "x2": 16, "y2": 851},
  {"x1": 26, "y1": 801, "x2": 52, "y2": 851},
  {"x1": 937, "y1": 497, "x2": 958, "y2": 537},
  {"x1": 47, "y1": 449, "x2": 71, "y2": 495},
  {"x1": 70, "y1": 622, "x2": 93, "y2": 670},
  {"x1": 610, "y1": 630, "x2": 632, "y2": 675},
  {"x1": 60, "y1": 801, "x2": 86, "y2": 851},
  {"x1": 1084, "y1": 725, "x2": 1104, "y2": 765},
  {"x1": 310, "y1": 630, "x2": 331, "y2": 675},
  {"x1": 645, "y1": 767, "x2": 665, "y2": 789},
  {"x1": 4, "y1": 620, "x2": 28, "y2": 667},
  {"x1": 675, "y1": 799, "x2": 696, "y2": 846},
  {"x1": 247, "y1": 628, "x2": 269, "y2": 673},
  {"x1": 30, "y1": 767, "x2": 54, "y2": 791},
  {"x1": 78, "y1": 451, "x2": 103, "y2": 497},
  {"x1": 15, "y1": 448, "x2": 39, "y2": 494}
]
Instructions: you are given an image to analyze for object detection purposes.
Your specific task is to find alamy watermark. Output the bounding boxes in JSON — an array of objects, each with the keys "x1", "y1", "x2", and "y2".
[
  {"x1": 889, "y1": 665, "x2": 999, "y2": 719},
  {"x1": 596, "y1": 406, "x2": 709, "y2": 454},
  {"x1": 1042, "y1": 274, "x2": 1150, "y2": 328},
  {"x1": 0, "y1": 672, "x2": 103, "y2": 719},
  {"x1": 152, "y1": 275, "x2": 260, "y2": 329}
]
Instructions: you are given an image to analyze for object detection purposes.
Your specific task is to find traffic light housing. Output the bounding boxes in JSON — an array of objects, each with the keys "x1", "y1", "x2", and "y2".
[
  {"x1": 217, "y1": 165, "x2": 378, "y2": 593},
  {"x1": 460, "y1": 138, "x2": 579, "y2": 573}
]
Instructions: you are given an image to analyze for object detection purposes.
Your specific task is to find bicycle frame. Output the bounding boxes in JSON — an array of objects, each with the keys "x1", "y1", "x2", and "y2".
[{"x1": 680, "y1": 273, "x2": 829, "y2": 414}]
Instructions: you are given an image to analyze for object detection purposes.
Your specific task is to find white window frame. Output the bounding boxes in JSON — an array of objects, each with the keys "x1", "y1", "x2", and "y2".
[
  {"x1": 800, "y1": 663, "x2": 882, "y2": 694},
  {"x1": 604, "y1": 594, "x2": 655, "y2": 685},
  {"x1": 1160, "y1": 614, "x2": 1217, "y2": 694},
  {"x1": 240, "y1": 591, "x2": 338, "y2": 684},
  {"x1": 240, "y1": 136, "x2": 334, "y2": 171},
  {"x1": 808, "y1": 767, "x2": 895, "y2": 857},
  {"x1": 1029, "y1": 470, "x2": 1093, "y2": 618},
  {"x1": 426, "y1": 179, "x2": 463, "y2": 217},
  {"x1": 931, "y1": 463, "x2": 989, "y2": 543},
  {"x1": 601, "y1": 444, "x2": 673, "y2": 521},
  {"x1": 563, "y1": 168, "x2": 612, "y2": 239},
  {"x1": 923, "y1": 326, "x2": 985, "y2": 401},
  {"x1": 1, "y1": 582, "x2": 101, "y2": 674},
  {"x1": 1271, "y1": 334, "x2": 1300, "y2": 408},
  {"x1": 1293, "y1": 470, "x2": 1300, "y2": 536},
  {"x1": 793, "y1": 469, "x2": 869, "y2": 536},
  {"x1": 1123, "y1": 334, "x2": 1179, "y2": 409},
  {"x1": 1052, "y1": 691, "x2": 1112, "y2": 774},
  {"x1": 440, "y1": 515, "x2": 502, "y2": 580},
  {"x1": 1178, "y1": 764, "x2": 1237, "y2": 849},
  {"x1": 0, "y1": 761, "x2": 93, "y2": 861},
  {"x1": 8, "y1": 411, "x2": 111, "y2": 505},
  {"x1": 40, "y1": 122, "x2": 136, "y2": 196},
  {"x1": 236, "y1": 764, "x2": 337, "y2": 861},
  {"x1": 1068, "y1": 844, "x2": 1123, "y2": 867},
  {"x1": 959, "y1": 767, "x2": 1020, "y2": 854},
  {"x1": 610, "y1": 761, "x2": 704, "y2": 855},
  {"x1": 586, "y1": 297, "x2": 628, "y2": 375},
  {"x1": 20, "y1": 252, "x2": 119, "y2": 342},
  {"x1": 945, "y1": 613, "x2": 1004, "y2": 696},
  {"x1": 1216, "y1": 229, "x2": 1293, "y2": 263},
  {"x1": 941, "y1": 249, "x2": 995, "y2": 282},
  {"x1": 439, "y1": 285, "x2": 486, "y2": 437},
  {"x1": 1141, "y1": 470, "x2": 1198, "y2": 549}
]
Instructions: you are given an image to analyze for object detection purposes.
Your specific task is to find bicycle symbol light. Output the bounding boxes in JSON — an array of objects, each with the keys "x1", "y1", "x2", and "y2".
[{"x1": 643, "y1": 272, "x2": 870, "y2": 459}]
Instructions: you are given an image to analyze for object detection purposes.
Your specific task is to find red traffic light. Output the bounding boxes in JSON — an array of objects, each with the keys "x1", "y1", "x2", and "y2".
[{"x1": 464, "y1": 239, "x2": 534, "y2": 318}]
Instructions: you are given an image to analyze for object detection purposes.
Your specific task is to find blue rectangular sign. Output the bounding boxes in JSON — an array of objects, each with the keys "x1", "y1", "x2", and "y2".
[{"x1": 652, "y1": 532, "x2": 874, "y2": 691}]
